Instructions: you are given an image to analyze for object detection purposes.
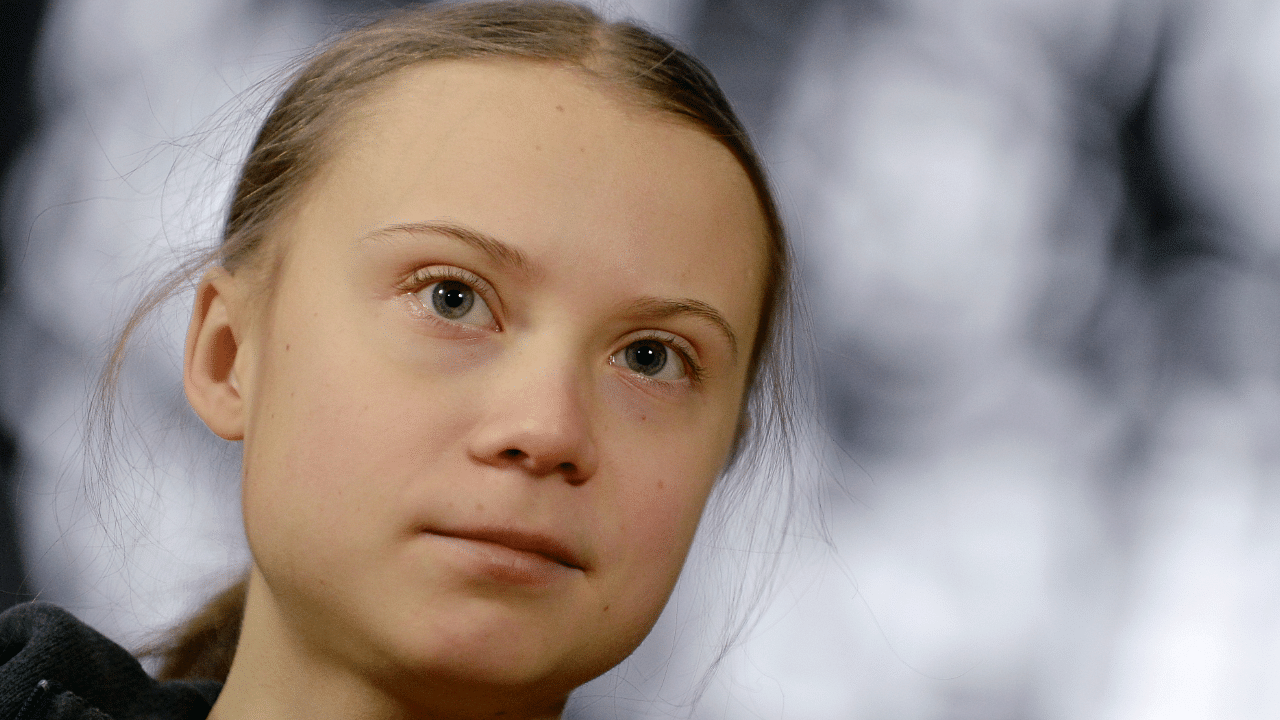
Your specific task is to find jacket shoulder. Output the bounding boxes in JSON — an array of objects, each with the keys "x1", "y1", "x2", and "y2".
[{"x1": 0, "y1": 603, "x2": 219, "y2": 720}]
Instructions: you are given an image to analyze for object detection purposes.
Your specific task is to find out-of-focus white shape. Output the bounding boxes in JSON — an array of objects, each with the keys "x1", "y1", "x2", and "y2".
[
  {"x1": 682, "y1": 373, "x2": 1122, "y2": 720},
  {"x1": 3, "y1": 0, "x2": 322, "y2": 648},
  {"x1": 792, "y1": 23, "x2": 1057, "y2": 374},
  {"x1": 773, "y1": 0, "x2": 1084, "y2": 426},
  {"x1": 1101, "y1": 378, "x2": 1280, "y2": 720},
  {"x1": 678, "y1": 0, "x2": 1170, "y2": 719}
]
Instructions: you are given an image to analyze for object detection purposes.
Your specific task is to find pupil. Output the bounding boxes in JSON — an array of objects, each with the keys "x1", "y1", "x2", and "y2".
[
  {"x1": 626, "y1": 341, "x2": 666, "y2": 376},
  {"x1": 432, "y1": 281, "x2": 474, "y2": 319}
]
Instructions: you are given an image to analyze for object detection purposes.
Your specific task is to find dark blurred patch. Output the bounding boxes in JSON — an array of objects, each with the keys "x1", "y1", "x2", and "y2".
[
  {"x1": 318, "y1": 0, "x2": 429, "y2": 9},
  {"x1": 0, "y1": 429, "x2": 27, "y2": 608},
  {"x1": 1107, "y1": 42, "x2": 1239, "y2": 391},
  {"x1": 819, "y1": 340, "x2": 923, "y2": 458},
  {"x1": 309, "y1": 0, "x2": 440, "y2": 23},
  {"x1": 1066, "y1": 19, "x2": 1258, "y2": 488},
  {"x1": 685, "y1": 0, "x2": 886, "y2": 455},
  {"x1": 0, "y1": 0, "x2": 49, "y2": 610},
  {"x1": 0, "y1": 0, "x2": 46, "y2": 189},
  {"x1": 688, "y1": 0, "x2": 876, "y2": 139},
  {"x1": 1072, "y1": 62, "x2": 1204, "y2": 399},
  {"x1": 1111, "y1": 47, "x2": 1268, "y2": 390},
  {"x1": 1113, "y1": 65, "x2": 1221, "y2": 280}
]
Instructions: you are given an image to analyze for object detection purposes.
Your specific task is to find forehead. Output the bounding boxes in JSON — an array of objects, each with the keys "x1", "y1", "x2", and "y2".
[{"x1": 292, "y1": 59, "x2": 767, "y2": 334}]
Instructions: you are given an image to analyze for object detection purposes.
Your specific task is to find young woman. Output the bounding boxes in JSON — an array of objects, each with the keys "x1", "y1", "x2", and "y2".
[{"x1": 0, "y1": 2, "x2": 795, "y2": 719}]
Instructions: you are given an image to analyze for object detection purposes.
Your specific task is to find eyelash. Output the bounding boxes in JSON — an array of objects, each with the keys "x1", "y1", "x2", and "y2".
[
  {"x1": 400, "y1": 265, "x2": 489, "y2": 294},
  {"x1": 399, "y1": 265, "x2": 501, "y2": 325},
  {"x1": 397, "y1": 265, "x2": 705, "y2": 385},
  {"x1": 623, "y1": 331, "x2": 706, "y2": 385}
]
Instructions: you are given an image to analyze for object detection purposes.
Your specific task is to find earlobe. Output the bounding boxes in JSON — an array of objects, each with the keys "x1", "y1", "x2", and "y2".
[{"x1": 185, "y1": 267, "x2": 249, "y2": 441}]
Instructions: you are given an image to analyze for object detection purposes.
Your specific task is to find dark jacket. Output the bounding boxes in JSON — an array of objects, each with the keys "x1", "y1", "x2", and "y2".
[{"x1": 0, "y1": 603, "x2": 219, "y2": 720}]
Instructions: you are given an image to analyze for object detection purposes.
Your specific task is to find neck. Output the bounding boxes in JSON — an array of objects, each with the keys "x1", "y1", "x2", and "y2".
[{"x1": 206, "y1": 567, "x2": 566, "y2": 720}]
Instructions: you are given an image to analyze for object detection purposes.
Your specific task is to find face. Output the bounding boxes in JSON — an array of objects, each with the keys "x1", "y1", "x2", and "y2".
[{"x1": 225, "y1": 60, "x2": 765, "y2": 710}]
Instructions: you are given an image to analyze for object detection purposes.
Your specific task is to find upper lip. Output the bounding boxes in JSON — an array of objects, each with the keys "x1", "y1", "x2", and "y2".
[{"x1": 424, "y1": 526, "x2": 586, "y2": 571}]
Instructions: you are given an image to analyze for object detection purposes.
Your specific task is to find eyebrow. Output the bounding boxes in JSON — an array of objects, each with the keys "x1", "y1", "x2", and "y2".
[
  {"x1": 362, "y1": 221, "x2": 534, "y2": 273},
  {"x1": 626, "y1": 297, "x2": 739, "y2": 360}
]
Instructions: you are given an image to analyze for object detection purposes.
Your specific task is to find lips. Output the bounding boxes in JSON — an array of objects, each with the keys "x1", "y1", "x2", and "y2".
[{"x1": 422, "y1": 526, "x2": 587, "y2": 572}]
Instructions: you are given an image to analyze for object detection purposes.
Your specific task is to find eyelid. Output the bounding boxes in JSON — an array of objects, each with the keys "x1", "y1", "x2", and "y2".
[
  {"x1": 620, "y1": 330, "x2": 706, "y2": 385},
  {"x1": 398, "y1": 265, "x2": 503, "y2": 326}
]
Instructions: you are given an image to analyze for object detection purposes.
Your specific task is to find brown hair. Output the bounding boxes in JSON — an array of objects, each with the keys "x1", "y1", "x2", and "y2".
[{"x1": 117, "y1": 0, "x2": 796, "y2": 684}]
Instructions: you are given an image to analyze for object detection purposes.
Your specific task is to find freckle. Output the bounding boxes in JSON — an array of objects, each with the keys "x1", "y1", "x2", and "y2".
[
  {"x1": 556, "y1": 104, "x2": 564, "y2": 112},
  {"x1": 602, "y1": 604, "x2": 610, "y2": 612},
  {"x1": 476, "y1": 502, "x2": 484, "y2": 512},
  {"x1": 285, "y1": 344, "x2": 290, "y2": 351},
  {"x1": 658, "y1": 480, "x2": 665, "y2": 490},
  {"x1": 535, "y1": 144, "x2": 542, "y2": 151}
]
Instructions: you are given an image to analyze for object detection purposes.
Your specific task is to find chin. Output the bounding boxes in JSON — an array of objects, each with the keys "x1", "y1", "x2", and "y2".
[
  {"x1": 369, "y1": 601, "x2": 625, "y2": 701},
  {"x1": 368, "y1": 635, "x2": 603, "y2": 718}
]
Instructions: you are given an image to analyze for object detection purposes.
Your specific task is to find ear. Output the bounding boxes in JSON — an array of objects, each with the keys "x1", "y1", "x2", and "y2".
[{"x1": 185, "y1": 267, "x2": 250, "y2": 441}]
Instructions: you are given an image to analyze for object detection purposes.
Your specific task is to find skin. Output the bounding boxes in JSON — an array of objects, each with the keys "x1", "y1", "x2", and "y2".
[{"x1": 184, "y1": 60, "x2": 767, "y2": 720}]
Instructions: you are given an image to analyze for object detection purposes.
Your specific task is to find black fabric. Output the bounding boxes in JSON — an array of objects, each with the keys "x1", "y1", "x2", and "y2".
[{"x1": 0, "y1": 603, "x2": 219, "y2": 720}]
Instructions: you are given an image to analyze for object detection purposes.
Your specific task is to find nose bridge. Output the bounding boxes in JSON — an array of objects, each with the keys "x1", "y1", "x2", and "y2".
[
  {"x1": 469, "y1": 331, "x2": 598, "y2": 480},
  {"x1": 508, "y1": 344, "x2": 590, "y2": 436}
]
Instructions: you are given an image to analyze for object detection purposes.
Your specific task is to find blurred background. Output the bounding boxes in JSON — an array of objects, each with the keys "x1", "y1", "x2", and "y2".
[{"x1": 4, "y1": 0, "x2": 1280, "y2": 717}]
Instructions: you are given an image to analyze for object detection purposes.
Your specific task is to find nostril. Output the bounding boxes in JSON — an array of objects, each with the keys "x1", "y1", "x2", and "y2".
[
  {"x1": 559, "y1": 461, "x2": 588, "y2": 486},
  {"x1": 488, "y1": 448, "x2": 585, "y2": 481}
]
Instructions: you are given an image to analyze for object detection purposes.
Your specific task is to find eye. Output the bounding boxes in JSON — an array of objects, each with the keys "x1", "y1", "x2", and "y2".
[
  {"x1": 415, "y1": 278, "x2": 495, "y2": 327},
  {"x1": 612, "y1": 339, "x2": 688, "y2": 382}
]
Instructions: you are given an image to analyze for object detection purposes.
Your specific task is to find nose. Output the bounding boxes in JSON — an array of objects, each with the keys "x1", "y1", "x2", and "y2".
[{"x1": 466, "y1": 360, "x2": 599, "y2": 485}]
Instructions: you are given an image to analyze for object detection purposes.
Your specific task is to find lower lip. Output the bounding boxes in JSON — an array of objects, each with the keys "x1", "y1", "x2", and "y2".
[{"x1": 424, "y1": 533, "x2": 579, "y2": 586}]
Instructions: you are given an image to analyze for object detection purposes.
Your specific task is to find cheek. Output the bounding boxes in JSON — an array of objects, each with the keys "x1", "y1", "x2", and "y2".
[
  {"x1": 593, "y1": 413, "x2": 730, "y2": 623},
  {"x1": 240, "y1": 360, "x2": 375, "y2": 573},
  {"x1": 237, "y1": 318, "x2": 477, "y2": 571},
  {"x1": 587, "y1": 469, "x2": 717, "y2": 655},
  {"x1": 600, "y1": 380, "x2": 739, "y2": 549},
  {"x1": 618, "y1": 475, "x2": 710, "y2": 569}
]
